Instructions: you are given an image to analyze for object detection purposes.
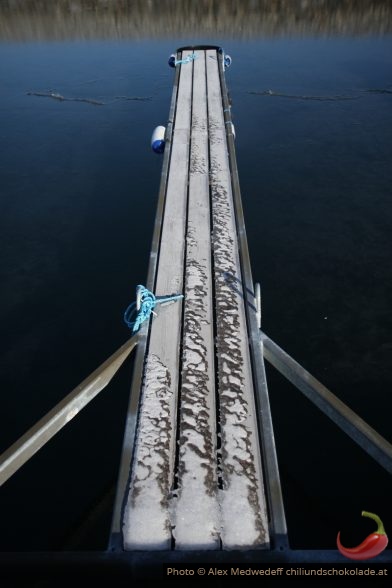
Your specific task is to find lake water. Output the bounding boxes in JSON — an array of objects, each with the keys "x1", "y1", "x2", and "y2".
[{"x1": 1, "y1": 0, "x2": 392, "y2": 554}]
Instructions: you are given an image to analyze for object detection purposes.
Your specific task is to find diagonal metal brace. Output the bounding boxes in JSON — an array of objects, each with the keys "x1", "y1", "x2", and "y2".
[
  {"x1": 260, "y1": 331, "x2": 392, "y2": 474},
  {"x1": 0, "y1": 334, "x2": 139, "y2": 486}
]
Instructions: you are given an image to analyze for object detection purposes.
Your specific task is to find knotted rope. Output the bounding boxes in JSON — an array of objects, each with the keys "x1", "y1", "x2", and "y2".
[
  {"x1": 124, "y1": 285, "x2": 183, "y2": 333},
  {"x1": 175, "y1": 52, "x2": 197, "y2": 66}
]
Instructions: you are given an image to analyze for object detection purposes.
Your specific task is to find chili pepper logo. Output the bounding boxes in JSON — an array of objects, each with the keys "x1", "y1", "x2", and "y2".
[{"x1": 337, "y1": 511, "x2": 388, "y2": 561}]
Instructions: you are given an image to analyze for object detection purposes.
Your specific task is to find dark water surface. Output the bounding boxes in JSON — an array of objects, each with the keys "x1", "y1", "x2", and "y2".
[{"x1": 1, "y1": 1, "x2": 392, "y2": 554}]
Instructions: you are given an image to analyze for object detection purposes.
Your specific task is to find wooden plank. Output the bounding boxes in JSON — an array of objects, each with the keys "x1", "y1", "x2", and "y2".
[
  {"x1": 206, "y1": 49, "x2": 270, "y2": 550},
  {"x1": 122, "y1": 50, "x2": 193, "y2": 550},
  {"x1": 173, "y1": 50, "x2": 220, "y2": 550}
]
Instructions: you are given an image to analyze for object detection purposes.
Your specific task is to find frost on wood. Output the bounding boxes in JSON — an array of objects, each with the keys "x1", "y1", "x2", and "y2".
[
  {"x1": 210, "y1": 169, "x2": 269, "y2": 549},
  {"x1": 122, "y1": 53, "x2": 270, "y2": 552},
  {"x1": 173, "y1": 223, "x2": 220, "y2": 549},
  {"x1": 123, "y1": 354, "x2": 174, "y2": 549},
  {"x1": 190, "y1": 113, "x2": 207, "y2": 174}
]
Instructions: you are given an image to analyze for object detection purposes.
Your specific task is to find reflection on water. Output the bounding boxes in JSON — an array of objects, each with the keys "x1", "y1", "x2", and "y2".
[{"x1": 1, "y1": 0, "x2": 392, "y2": 40}]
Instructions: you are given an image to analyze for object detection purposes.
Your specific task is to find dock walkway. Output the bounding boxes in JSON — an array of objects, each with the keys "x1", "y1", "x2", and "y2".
[
  {"x1": 120, "y1": 46, "x2": 271, "y2": 552},
  {"x1": 2, "y1": 45, "x2": 392, "y2": 582}
]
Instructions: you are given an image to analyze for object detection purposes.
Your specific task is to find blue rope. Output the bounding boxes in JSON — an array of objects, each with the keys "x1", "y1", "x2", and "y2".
[
  {"x1": 124, "y1": 285, "x2": 184, "y2": 333},
  {"x1": 175, "y1": 52, "x2": 197, "y2": 66}
]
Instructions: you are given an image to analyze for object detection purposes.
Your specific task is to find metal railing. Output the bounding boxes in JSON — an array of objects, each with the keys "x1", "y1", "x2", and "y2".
[
  {"x1": 0, "y1": 334, "x2": 139, "y2": 486},
  {"x1": 1, "y1": 329, "x2": 391, "y2": 487},
  {"x1": 259, "y1": 330, "x2": 392, "y2": 475},
  {"x1": 1, "y1": 324, "x2": 391, "y2": 554}
]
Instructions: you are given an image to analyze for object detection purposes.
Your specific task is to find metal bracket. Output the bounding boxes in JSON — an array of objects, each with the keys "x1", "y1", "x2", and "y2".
[{"x1": 255, "y1": 282, "x2": 261, "y2": 329}]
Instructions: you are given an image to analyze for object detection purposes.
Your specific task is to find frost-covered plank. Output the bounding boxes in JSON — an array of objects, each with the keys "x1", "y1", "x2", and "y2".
[
  {"x1": 206, "y1": 49, "x2": 270, "y2": 550},
  {"x1": 122, "y1": 50, "x2": 193, "y2": 550},
  {"x1": 173, "y1": 50, "x2": 220, "y2": 550}
]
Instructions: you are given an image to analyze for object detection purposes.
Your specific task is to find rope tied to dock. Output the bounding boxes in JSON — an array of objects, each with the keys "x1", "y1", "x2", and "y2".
[
  {"x1": 124, "y1": 285, "x2": 184, "y2": 333},
  {"x1": 175, "y1": 52, "x2": 197, "y2": 66}
]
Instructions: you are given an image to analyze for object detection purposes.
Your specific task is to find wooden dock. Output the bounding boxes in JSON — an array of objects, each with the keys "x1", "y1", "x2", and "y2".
[
  {"x1": 3, "y1": 46, "x2": 392, "y2": 582},
  {"x1": 116, "y1": 46, "x2": 272, "y2": 552}
]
